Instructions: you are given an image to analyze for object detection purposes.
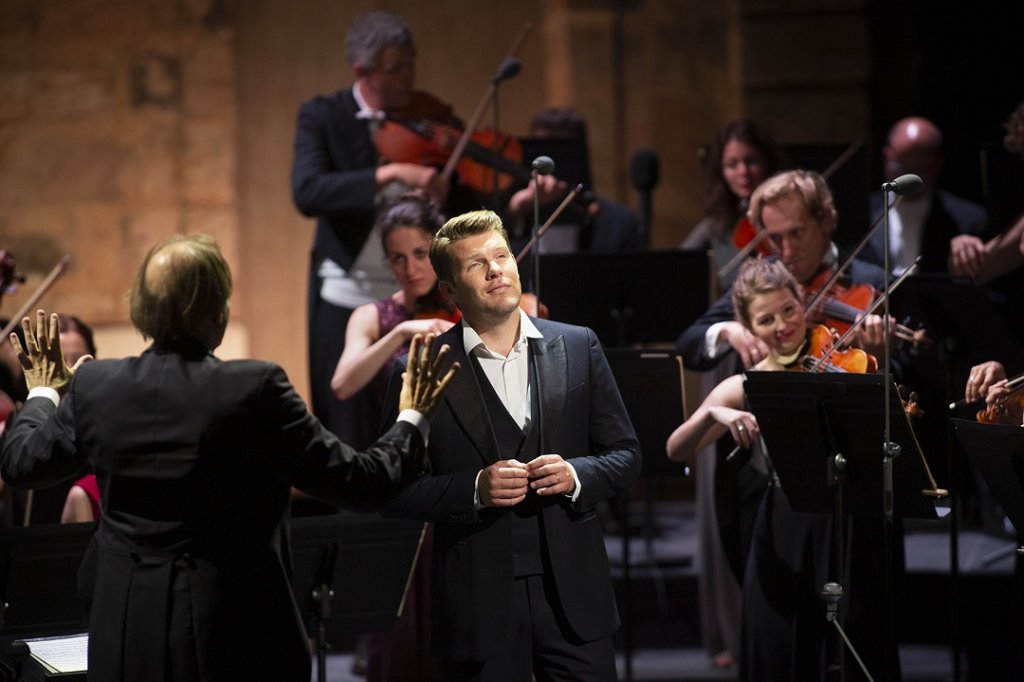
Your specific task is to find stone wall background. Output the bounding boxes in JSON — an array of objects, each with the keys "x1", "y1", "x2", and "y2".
[{"x1": 1, "y1": 0, "x2": 1018, "y2": 403}]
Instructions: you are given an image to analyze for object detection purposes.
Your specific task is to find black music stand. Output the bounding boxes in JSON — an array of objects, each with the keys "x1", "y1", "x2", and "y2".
[
  {"x1": 605, "y1": 349, "x2": 688, "y2": 682},
  {"x1": 0, "y1": 524, "x2": 92, "y2": 636},
  {"x1": 288, "y1": 513, "x2": 424, "y2": 682},
  {"x1": 744, "y1": 372, "x2": 941, "y2": 682},
  {"x1": 0, "y1": 524, "x2": 93, "y2": 682},
  {"x1": 953, "y1": 420, "x2": 1024, "y2": 545},
  {"x1": 539, "y1": 249, "x2": 709, "y2": 348},
  {"x1": 892, "y1": 273, "x2": 1024, "y2": 677}
]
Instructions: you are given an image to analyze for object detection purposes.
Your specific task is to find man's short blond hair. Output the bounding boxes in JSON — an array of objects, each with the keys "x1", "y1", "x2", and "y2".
[
  {"x1": 429, "y1": 210, "x2": 510, "y2": 284},
  {"x1": 747, "y1": 169, "x2": 836, "y2": 230}
]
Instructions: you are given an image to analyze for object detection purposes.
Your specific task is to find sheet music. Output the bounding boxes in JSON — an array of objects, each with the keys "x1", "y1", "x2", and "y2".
[{"x1": 23, "y1": 633, "x2": 88, "y2": 673}]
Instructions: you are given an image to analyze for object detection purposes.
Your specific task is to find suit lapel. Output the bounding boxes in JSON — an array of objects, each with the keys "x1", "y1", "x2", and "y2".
[
  {"x1": 443, "y1": 326, "x2": 502, "y2": 464},
  {"x1": 531, "y1": 326, "x2": 567, "y2": 451}
]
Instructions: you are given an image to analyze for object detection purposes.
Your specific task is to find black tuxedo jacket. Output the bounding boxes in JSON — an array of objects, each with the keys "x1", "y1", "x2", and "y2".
[
  {"x1": 382, "y1": 317, "x2": 641, "y2": 661},
  {"x1": 0, "y1": 342, "x2": 428, "y2": 682},
  {"x1": 291, "y1": 87, "x2": 379, "y2": 273}
]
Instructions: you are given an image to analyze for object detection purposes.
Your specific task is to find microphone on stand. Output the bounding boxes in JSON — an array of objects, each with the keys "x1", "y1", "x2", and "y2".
[
  {"x1": 881, "y1": 173, "x2": 923, "y2": 196},
  {"x1": 531, "y1": 155, "x2": 555, "y2": 176},
  {"x1": 491, "y1": 57, "x2": 522, "y2": 85},
  {"x1": 630, "y1": 148, "x2": 660, "y2": 247},
  {"x1": 531, "y1": 155, "x2": 555, "y2": 304}
]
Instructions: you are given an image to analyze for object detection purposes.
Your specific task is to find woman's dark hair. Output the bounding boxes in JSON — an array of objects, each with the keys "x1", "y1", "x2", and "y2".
[
  {"x1": 57, "y1": 314, "x2": 97, "y2": 357},
  {"x1": 702, "y1": 120, "x2": 780, "y2": 232},
  {"x1": 377, "y1": 194, "x2": 446, "y2": 253}
]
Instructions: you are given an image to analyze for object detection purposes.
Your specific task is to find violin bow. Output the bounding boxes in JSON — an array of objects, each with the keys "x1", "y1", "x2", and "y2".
[
  {"x1": 516, "y1": 184, "x2": 582, "y2": 263},
  {"x1": 719, "y1": 139, "x2": 864, "y2": 281},
  {"x1": 717, "y1": 226, "x2": 777, "y2": 280},
  {"x1": 807, "y1": 258, "x2": 919, "y2": 373},
  {"x1": 437, "y1": 23, "x2": 533, "y2": 187},
  {"x1": 0, "y1": 255, "x2": 72, "y2": 347},
  {"x1": 803, "y1": 194, "x2": 900, "y2": 313}
]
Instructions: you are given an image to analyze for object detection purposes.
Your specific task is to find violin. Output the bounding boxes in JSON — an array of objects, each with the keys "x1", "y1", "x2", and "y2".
[
  {"x1": 376, "y1": 91, "x2": 526, "y2": 196},
  {"x1": 788, "y1": 324, "x2": 878, "y2": 374},
  {"x1": 803, "y1": 267, "x2": 931, "y2": 349},
  {"x1": 975, "y1": 372, "x2": 1024, "y2": 425},
  {"x1": 724, "y1": 141, "x2": 866, "y2": 279},
  {"x1": 731, "y1": 216, "x2": 773, "y2": 257},
  {"x1": 413, "y1": 283, "x2": 461, "y2": 323}
]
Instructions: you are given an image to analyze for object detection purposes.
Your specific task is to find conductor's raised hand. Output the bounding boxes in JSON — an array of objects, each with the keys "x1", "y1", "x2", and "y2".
[
  {"x1": 398, "y1": 332, "x2": 459, "y2": 418},
  {"x1": 12, "y1": 310, "x2": 93, "y2": 396},
  {"x1": 477, "y1": 459, "x2": 529, "y2": 507}
]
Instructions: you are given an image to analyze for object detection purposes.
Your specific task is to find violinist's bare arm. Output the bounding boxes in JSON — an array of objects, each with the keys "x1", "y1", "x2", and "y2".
[
  {"x1": 666, "y1": 374, "x2": 757, "y2": 462},
  {"x1": 330, "y1": 301, "x2": 455, "y2": 400}
]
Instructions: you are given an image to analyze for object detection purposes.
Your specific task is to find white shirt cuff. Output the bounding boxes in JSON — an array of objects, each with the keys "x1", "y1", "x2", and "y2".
[
  {"x1": 564, "y1": 461, "x2": 582, "y2": 502},
  {"x1": 27, "y1": 386, "x2": 60, "y2": 408},
  {"x1": 704, "y1": 322, "x2": 731, "y2": 360},
  {"x1": 397, "y1": 409, "x2": 430, "y2": 446}
]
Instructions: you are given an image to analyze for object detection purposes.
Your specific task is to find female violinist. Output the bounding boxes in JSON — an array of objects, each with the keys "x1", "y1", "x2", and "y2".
[
  {"x1": 680, "y1": 120, "x2": 779, "y2": 290},
  {"x1": 331, "y1": 194, "x2": 456, "y2": 409},
  {"x1": 666, "y1": 257, "x2": 898, "y2": 681},
  {"x1": 328, "y1": 194, "x2": 451, "y2": 682}
]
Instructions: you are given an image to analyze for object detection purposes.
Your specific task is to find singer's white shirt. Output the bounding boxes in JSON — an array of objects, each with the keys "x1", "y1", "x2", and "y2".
[{"x1": 465, "y1": 310, "x2": 581, "y2": 505}]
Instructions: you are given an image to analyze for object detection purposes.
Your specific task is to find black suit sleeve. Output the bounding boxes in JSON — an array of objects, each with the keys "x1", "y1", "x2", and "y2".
[
  {"x1": 261, "y1": 364, "x2": 429, "y2": 511},
  {"x1": 674, "y1": 290, "x2": 736, "y2": 370},
  {"x1": 290, "y1": 97, "x2": 378, "y2": 219},
  {"x1": 0, "y1": 396, "x2": 87, "y2": 489}
]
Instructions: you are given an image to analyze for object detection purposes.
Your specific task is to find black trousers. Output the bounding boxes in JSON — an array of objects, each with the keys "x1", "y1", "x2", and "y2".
[{"x1": 442, "y1": 574, "x2": 617, "y2": 682}]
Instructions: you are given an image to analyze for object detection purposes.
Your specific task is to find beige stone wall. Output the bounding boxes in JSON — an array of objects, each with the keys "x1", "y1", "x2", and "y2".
[
  {"x1": 1, "y1": 0, "x2": 867, "y2": 404},
  {"x1": 0, "y1": 0, "x2": 241, "y2": 360}
]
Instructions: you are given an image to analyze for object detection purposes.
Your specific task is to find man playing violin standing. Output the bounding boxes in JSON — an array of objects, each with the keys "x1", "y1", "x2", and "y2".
[{"x1": 292, "y1": 11, "x2": 466, "y2": 447}]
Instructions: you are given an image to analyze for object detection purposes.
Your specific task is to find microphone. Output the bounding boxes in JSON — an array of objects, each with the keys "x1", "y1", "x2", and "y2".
[
  {"x1": 531, "y1": 155, "x2": 555, "y2": 176},
  {"x1": 630, "y1": 148, "x2": 660, "y2": 191},
  {"x1": 881, "y1": 173, "x2": 923, "y2": 196},
  {"x1": 630, "y1": 148, "x2": 660, "y2": 246},
  {"x1": 491, "y1": 57, "x2": 522, "y2": 85}
]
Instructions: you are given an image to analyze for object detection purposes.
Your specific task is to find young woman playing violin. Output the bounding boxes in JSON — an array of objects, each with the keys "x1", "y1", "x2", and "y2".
[
  {"x1": 666, "y1": 257, "x2": 898, "y2": 681},
  {"x1": 330, "y1": 195, "x2": 457, "y2": 408},
  {"x1": 667, "y1": 257, "x2": 825, "y2": 463}
]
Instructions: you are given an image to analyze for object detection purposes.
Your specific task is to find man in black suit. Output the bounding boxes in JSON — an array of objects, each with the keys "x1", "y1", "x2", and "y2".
[
  {"x1": 0, "y1": 234, "x2": 457, "y2": 682},
  {"x1": 864, "y1": 116, "x2": 990, "y2": 277},
  {"x1": 382, "y1": 210, "x2": 641, "y2": 681},
  {"x1": 291, "y1": 11, "x2": 449, "y2": 447}
]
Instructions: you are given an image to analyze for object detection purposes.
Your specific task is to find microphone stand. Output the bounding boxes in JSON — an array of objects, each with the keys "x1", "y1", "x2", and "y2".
[
  {"x1": 489, "y1": 57, "x2": 521, "y2": 211},
  {"x1": 531, "y1": 167, "x2": 542, "y2": 303},
  {"x1": 880, "y1": 182, "x2": 899, "y2": 682}
]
